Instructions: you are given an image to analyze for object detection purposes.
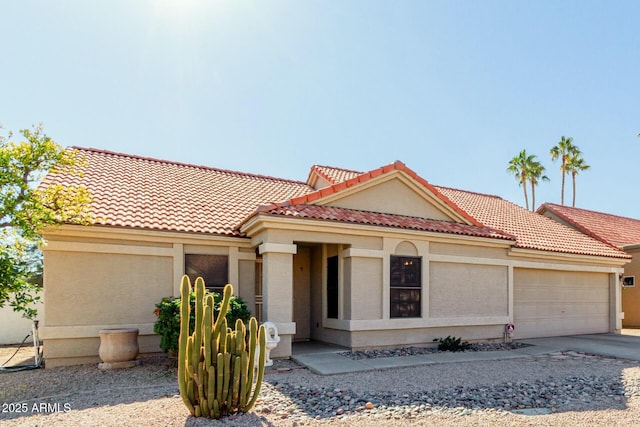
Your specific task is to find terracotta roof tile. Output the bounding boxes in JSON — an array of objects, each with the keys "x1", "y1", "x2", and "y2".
[
  {"x1": 293, "y1": 161, "x2": 482, "y2": 227},
  {"x1": 257, "y1": 203, "x2": 515, "y2": 241},
  {"x1": 538, "y1": 203, "x2": 640, "y2": 248},
  {"x1": 41, "y1": 147, "x2": 313, "y2": 236},
  {"x1": 438, "y1": 187, "x2": 629, "y2": 259},
  {"x1": 308, "y1": 165, "x2": 362, "y2": 185},
  {"x1": 41, "y1": 150, "x2": 630, "y2": 260}
]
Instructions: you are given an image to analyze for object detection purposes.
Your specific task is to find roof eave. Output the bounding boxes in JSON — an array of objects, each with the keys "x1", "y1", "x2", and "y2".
[
  {"x1": 508, "y1": 247, "x2": 631, "y2": 266},
  {"x1": 240, "y1": 212, "x2": 516, "y2": 248}
]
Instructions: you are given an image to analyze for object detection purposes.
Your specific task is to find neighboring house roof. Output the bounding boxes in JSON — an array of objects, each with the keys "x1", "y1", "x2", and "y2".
[
  {"x1": 41, "y1": 147, "x2": 313, "y2": 236},
  {"x1": 42, "y1": 147, "x2": 630, "y2": 259},
  {"x1": 537, "y1": 203, "x2": 640, "y2": 248}
]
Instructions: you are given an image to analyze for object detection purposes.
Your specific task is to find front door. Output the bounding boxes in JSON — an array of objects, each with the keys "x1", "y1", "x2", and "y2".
[{"x1": 293, "y1": 247, "x2": 311, "y2": 341}]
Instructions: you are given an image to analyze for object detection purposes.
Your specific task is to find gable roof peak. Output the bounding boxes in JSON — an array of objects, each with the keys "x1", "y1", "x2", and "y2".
[{"x1": 298, "y1": 160, "x2": 483, "y2": 227}]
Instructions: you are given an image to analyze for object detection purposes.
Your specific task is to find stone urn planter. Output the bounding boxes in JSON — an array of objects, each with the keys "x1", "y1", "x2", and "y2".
[{"x1": 98, "y1": 328, "x2": 140, "y2": 370}]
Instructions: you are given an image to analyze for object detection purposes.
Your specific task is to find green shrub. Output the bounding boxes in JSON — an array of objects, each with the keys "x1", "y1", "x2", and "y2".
[
  {"x1": 433, "y1": 336, "x2": 471, "y2": 352},
  {"x1": 153, "y1": 290, "x2": 251, "y2": 354}
]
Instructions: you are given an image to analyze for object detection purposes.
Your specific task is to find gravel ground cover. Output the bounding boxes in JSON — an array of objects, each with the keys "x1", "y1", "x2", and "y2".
[
  {"x1": 341, "y1": 342, "x2": 529, "y2": 359},
  {"x1": 1, "y1": 343, "x2": 640, "y2": 426}
]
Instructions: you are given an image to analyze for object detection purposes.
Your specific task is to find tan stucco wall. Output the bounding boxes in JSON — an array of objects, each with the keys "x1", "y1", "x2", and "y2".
[
  {"x1": 429, "y1": 262, "x2": 508, "y2": 318},
  {"x1": 44, "y1": 335, "x2": 160, "y2": 368},
  {"x1": 45, "y1": 252, "x2": 173, "y2": 326},
  {"x1": 348, "y1": 257, "x2": 383, "y2": 320},
  {"x1": 41, "y1": 227, "x2": 256, "y2": 367},
  {"x1": 622, "y1": 250, "x2": 640, "y2": 326},
  {"x1": 348, "y1": 325, "x2": 505, "y2": 349},
  {"x1": 238, "y1": 259, "x2": 256, "y2": 316},
  {"x1": 430, "y1": 242, "x2": 509, "y2": 260},
  {"x1": 325, "y1": 178, "x2": 455, "y2": 221}
]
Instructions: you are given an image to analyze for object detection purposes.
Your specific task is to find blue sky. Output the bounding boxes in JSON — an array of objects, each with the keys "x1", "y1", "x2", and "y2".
[{"x1": 2, "y1": 1, "x2": 639, "y2": 217}]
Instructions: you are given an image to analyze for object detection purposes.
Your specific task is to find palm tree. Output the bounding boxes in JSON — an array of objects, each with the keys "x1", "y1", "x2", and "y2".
[
  {"x1": 527, "y1": 159, "x2": 549, "y2": 211},
  {"x1": 508, "y1": 149, "x2": 534, "y2": 210},
  {"x1": 550, "y1": 136, "x2": 576, "y2": 205},
  {"x1": 566, "y1": 150, "x2": 590, "y2": 207}
]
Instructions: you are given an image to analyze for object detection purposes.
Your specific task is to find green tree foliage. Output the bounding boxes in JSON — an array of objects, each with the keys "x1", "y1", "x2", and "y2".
[
  {"x1": 526, "y1": 158, "x2": 549, "y2": 212},
  {"x1": 507, "y1": 150, "x2": 532, "y2": 210},
  {"x1": 154, "y1": 291, "x2": 251, "y2": 354},
  {"x1": 508, "y1": 150, "x2": 547, "y2": 211},
  {"x1": 0, "y1": 124, "x2": 93, "y2": 317},
  {"x1": 550, "y1": 136, "x2": 577, "y2": 206},
  {"x1": 566, "y1": 149, "x2": 590, "y2": 207}
]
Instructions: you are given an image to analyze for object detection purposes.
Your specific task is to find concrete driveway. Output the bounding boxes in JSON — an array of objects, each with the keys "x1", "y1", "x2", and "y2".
[{"x1": 519, "y1": 333, "x2": 640, "y2": 361}]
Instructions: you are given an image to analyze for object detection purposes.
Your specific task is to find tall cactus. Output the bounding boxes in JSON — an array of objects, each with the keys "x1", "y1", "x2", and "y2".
[{"x1": 177, "y1": 275, "x2": 267, "y2": 419}]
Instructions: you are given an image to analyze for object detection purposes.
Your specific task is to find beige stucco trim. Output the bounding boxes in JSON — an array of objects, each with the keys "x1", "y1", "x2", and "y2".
[
  {"x1": 508, "y1": 265, "x2": 514, "y2": 323},
  {"x1": 43, "y1": 224, "x2": 252, "y2": 247},
  {"x1": 40, "y1": 323, "x2": 155, "y2": 339},
  {"x1": 272, "y1": 322, "x2": 296, "y2": 335},
  {"x1": 259, "y1": 242, "x2": 298, "y2": 254},
  {"x1": 323, "y1": 316, "x2": 510, "y2": 331},
  {"x1": 173, "y1": 243, "x2": 184, "y2": 296},
  {"x1": 429, "y1": 254, "x2": 509, "y2": 266},
  {"x1": 341, "y1": 248, "x2": 384, "y2": 258},
  {"x1": 42, "y1": 240, "x2": 175, "y2": 257}
]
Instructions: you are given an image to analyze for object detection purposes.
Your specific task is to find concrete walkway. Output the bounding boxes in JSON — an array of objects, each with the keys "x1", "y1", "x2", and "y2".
[{"x1": 291, "y1": 333, "x2": 640, "y2": 375}]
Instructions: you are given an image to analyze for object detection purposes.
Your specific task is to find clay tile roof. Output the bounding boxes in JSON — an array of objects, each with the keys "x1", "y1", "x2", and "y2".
[
  {"x1": 41, "y1": 147, "x2": 314, "y2": 236},
  {"x1": 296, "y1": 161, "x2": 482, "y2": 227},
  {"x1": 309, "y1": 165, "x2": 362, "y2": 185},
  {"x1": 258, "y1": 204, "x2": 516, "y2": 241},
  {"x1": 41, "y1": 149, "x2": 631, "y2": 259},
  {"x1": 537, "y1": 203, "x2": 640, "y2": 248},
  {"x1": 438, "y1": 187, "x2": 630, "y2": 259}
]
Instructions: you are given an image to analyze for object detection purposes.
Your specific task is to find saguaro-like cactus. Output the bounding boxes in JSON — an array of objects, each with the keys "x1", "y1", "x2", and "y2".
[{"x1": 178, "y1": 275, "x2": 266, "y2": 419}]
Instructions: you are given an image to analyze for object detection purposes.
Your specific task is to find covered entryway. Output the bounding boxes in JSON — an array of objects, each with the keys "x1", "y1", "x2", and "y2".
[
  {"x1": 293, "y1": 247, "x2": 311, "y2": 341},
  {"x1": 514, "y1": 269, "x2": 610, "y2": 339}
]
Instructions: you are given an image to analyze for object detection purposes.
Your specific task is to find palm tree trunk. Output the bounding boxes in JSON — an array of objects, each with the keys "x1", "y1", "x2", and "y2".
[
  {"x1": 561, "y1": 159, "x2": 566, "y2": 205},
  {"x1": 522, "y1": 173, "x2": 529, "y2": 211},
  {"x1": 572, "y1": 171, "x2": 577, "y2": 207},
  {"x1": 530, "y1": 180, "x2": 536, "y2": 211}
]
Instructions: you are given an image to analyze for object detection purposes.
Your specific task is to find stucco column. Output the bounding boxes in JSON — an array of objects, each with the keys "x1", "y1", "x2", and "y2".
[
  {"x1": 259, "y1": 242, "x2": 297, "y2": 358},
  {"x1": 611, "y1": 271, "x2": 623, "y2": 333}
]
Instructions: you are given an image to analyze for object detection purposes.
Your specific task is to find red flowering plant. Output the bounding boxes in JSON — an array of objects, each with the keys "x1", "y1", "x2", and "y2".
[{"x1": 153, "y1": 290, "x2": 251, "y2": 354}]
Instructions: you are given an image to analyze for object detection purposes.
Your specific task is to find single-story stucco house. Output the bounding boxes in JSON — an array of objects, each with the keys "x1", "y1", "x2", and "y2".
[
  {"x1": 39, "y1": 147, "x2": 630, "y2": 367},
  {"x1": 538, "y1": 203, "x2": 640, "y2": 327}
]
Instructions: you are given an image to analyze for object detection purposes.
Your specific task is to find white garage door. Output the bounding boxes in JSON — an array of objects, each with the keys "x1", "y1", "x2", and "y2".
[{"x1": 514, "y1": 269, "x2": 610, "y2": 339}]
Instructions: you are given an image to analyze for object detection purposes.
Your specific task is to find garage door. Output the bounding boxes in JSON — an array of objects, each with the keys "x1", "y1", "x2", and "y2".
[{"x1": 514, "y1": 269, "x2": 610, "y2": 339}]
